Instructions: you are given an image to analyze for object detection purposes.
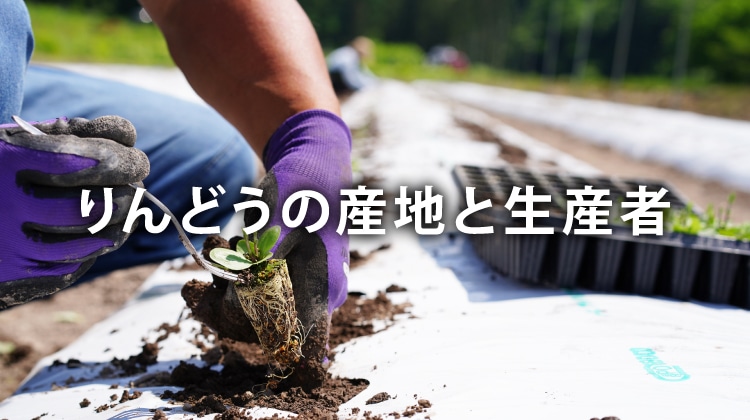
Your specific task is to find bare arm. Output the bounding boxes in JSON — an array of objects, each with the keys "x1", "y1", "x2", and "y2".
[{"x1": 139, "y1": 0, "x2": 340, "y2": 157}]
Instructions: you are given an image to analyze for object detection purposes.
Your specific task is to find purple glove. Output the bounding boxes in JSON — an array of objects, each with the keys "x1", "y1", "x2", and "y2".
[
  {"x1": 255, "y1": 109, "x2": 352, "y2": 308},
  {"x1": 0, "y1": 116, "x2": 149, "y2": 308},
  {"x1": 245, "y1": 109, "x2": 352, "y2": 384},
  {"x1": 178, "y1": 110, "x2": 350, "y2": 389}
]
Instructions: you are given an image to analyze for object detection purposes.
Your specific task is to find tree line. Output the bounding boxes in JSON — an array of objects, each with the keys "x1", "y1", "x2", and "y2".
[
  {"x1": 28, "y1": 0, "x2": 750, "y2": 83},
  {"x1": 301, "y1": 0, "x2": 749, "y2": 84}
]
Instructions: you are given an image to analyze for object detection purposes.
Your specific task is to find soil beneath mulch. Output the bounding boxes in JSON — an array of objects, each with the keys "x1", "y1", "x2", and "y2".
[{"x1": 153, "y1": 290, "x2": 412, "y2": 419}]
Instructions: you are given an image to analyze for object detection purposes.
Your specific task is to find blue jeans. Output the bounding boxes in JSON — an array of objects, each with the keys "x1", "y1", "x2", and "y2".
[
  {"x1": 2, "y1": 1, "x2": 256, "y2": 278},
  {"x1": 0, "y1": 0, "x2": 34, "y2": 124}
]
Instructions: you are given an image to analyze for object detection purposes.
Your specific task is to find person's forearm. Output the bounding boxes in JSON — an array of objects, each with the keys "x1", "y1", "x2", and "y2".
[{"x1": 139, "y1": 0, "x2": 340, "y2": 158}]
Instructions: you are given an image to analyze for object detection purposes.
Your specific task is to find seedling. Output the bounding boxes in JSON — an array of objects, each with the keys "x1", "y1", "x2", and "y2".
[
  {"x1": 667, "y1": 193, "x2": 750, "y2": 241},
  {"x1": 209, "y1": 226, "x2": 305, "y2": 383},
  {"x1": 209, "y1": 226, "x2": 280, "y2": 272}
]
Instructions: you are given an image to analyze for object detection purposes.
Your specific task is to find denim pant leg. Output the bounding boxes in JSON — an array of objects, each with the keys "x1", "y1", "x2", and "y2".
[
  {"x1": 22, "y1": 66, "x2": 257, "y2": 277},
  {"x1": 0, "y1": 0, "x2": 34, "y2": 123}
]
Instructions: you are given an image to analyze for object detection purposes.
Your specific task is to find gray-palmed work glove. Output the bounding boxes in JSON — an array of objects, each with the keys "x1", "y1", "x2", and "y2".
[{"x1": 0, "y1": 116, "x2": 150, "y2": 308}]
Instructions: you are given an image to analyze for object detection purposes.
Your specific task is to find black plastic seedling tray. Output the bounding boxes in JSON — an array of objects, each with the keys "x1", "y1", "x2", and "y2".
[{"x1": 453, "y1": 165, "x2": 750, "y2": 309}]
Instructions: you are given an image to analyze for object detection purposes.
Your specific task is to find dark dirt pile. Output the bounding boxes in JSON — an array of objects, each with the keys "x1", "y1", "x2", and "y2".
[
  {"x1": 155, "y1": 290, "x2": 412, "y2": 419},
  {"x1": 329, "y1": 291, "x2": 410, "y2": 349},
  {"x1": 35, "y1": 290, "x2": 414, "y2": 419}
]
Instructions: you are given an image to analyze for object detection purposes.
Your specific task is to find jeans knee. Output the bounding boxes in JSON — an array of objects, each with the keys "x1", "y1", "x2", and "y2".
[{"x1": 0, "y1": 0, "x2": 34, "y2": 122}]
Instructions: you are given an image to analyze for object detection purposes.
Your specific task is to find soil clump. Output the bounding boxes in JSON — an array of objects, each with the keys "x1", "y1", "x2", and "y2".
[{"x1": 158, "y1": 290, "x2": 410, "y2": 418}]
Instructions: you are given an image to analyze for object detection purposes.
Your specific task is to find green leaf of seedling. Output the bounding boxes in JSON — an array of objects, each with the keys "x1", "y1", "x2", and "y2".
[
  {"x1": 247, "y1": 252, "x2": 273, "y2": 267},
  {"x1": 236, "y1": 239, "x2": 251, "y2": 256},
  {"x1": 258, "y1": 225, "x2": 281, "y2": 257},
  {"x1": 209, "y1": 248, "x2": 253, "y2": 271}
]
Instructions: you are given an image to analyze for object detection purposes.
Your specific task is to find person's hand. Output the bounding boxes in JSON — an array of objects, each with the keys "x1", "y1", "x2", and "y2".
[
  {"x1": 183, "y1": 109, "x2": 351, "y2": 389},
  {"x1": 251, "y1": 109, "x2": 351, "y2": 377},
  {"x1": 0, "y1": 116, "x2": 150, "y2": 309}
]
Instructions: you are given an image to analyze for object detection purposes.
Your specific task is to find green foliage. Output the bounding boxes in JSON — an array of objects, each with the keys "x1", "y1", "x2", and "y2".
[
  {"x1": 26, "y1": 0, "x2": 750, "y2": 83},
  {"x1": 23, "y1": 1, "x2": 750, "y2": 119},
  {"x1": 368, "y1": 40, "x2": 529, "y2": 85},
  {"x1": 368, "y1": 42, "x2": 429, "y2": 80},
  {"x1": 28, "y1": 0, "x2": 140, "y2": 16},
  {"x1": 257, "y1": 226, "x2": 282, "y2": 259},
  {"x1": 209, "y1": 226, "x2": 281, "y2": 272},
  {"x1": 27, "y1": 3, "x2": 172, "y2": 66},
  {"x1": 302, "y1": 0, "x2": 750, "y2": 84},
  {"x1": 209, "y1": 248, "x2": 256, "y2": 271},
  {"x1": 667, "y1": 194, "x2": 750, "y2": 241},
  {"x1": 691, "y1": 0, "x2": 750, "y2": 82}
]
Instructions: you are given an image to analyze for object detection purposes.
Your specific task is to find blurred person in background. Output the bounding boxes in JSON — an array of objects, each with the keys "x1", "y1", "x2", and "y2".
[
  {"x1": 427, "y1": 45, "x2": 470, "y2": 71},
  {"x1": 327, "y1": 36, "x2": 378, "y2": 95}
]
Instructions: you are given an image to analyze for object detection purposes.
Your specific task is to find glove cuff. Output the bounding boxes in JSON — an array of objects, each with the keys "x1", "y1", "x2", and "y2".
[{"x1": 262, "y1": 109, "x2": 352, "y2": 170}]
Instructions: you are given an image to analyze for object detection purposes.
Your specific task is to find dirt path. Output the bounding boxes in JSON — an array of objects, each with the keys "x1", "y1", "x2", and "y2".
[{"x1": 0, "y1": 264, "x2": 157, "y2": 400}]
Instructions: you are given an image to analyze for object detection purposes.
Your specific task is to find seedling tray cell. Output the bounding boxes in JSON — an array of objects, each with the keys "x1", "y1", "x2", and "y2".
[
  {"x1": 587, "y1": 237, "x2": 626, "y2": 293},
  {"x1": 510, "y1": 233, "x2": 549, "y2": 284},
  {"x1": 730, "y1": 258, "x2": 750, "y2": 308},
  {"x1": 664, "y1": 246, "x2": 703, "y2": 301},
  {"x1": 544, "y1": 234, "x2": 587, "y2": 288},
  {"x1": 630, "y1": 242, "x2": 664, "y2": 295},
  {"x1": 453, "y1": 164, "x2": 750, "y2": 309},
  {"x1": 703, "y1": 252, "x2": 741, "y2": 303}
]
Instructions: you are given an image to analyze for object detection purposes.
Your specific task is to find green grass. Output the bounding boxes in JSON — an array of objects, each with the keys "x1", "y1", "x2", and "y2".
[
  {"x1": 25, "y1": 4, "x2": 750, "y2": 121},
  {"x1": 368, "y1": 41, "x2": 750, "y2": 121},
  {"x1": 28, "y1": 3, "x2": 173, "y2": 66}
]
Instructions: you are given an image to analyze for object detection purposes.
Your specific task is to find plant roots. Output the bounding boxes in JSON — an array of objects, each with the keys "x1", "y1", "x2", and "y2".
[{"x1": 234, "y1": 260, "x2": 305, "y2": 383}]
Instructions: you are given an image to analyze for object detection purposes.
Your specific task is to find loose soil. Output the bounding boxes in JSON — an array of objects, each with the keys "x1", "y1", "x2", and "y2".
[
  {"x1": 8, "y1": 288, "x2": 413, "y2": 418},
  {"x1": 154, "y1": 290, "x2": 411, "y2": 418},
  {"x1": 70, "y1": 289, "x2": 408, "y2": 419}
]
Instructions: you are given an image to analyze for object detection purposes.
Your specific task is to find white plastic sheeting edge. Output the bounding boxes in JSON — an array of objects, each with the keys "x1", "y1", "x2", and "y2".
[{"x1": 421, "y1": 80, "x2": 750, "y2": 194}]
